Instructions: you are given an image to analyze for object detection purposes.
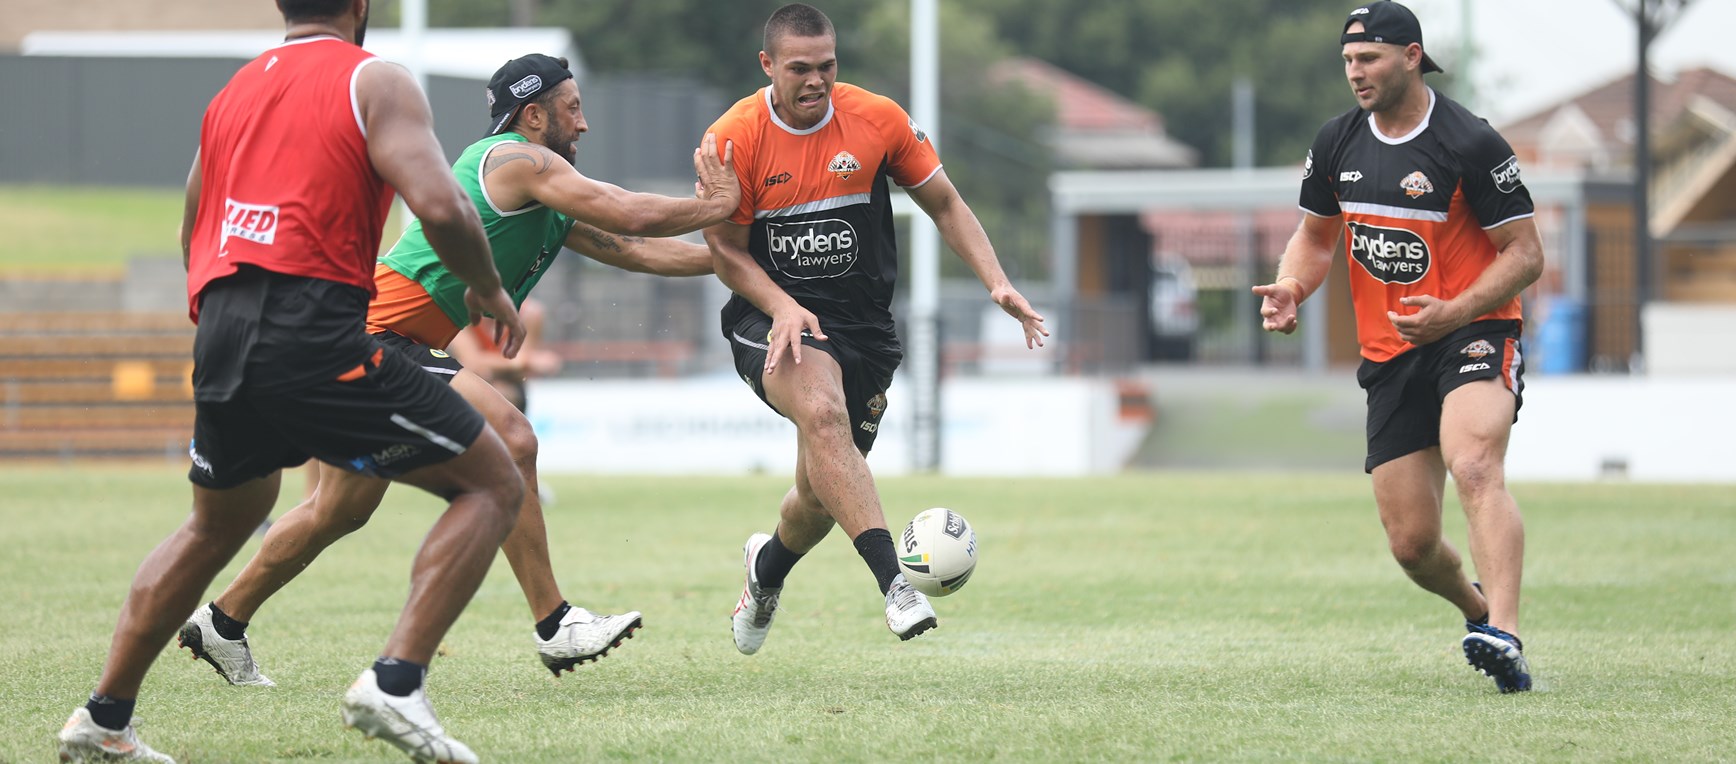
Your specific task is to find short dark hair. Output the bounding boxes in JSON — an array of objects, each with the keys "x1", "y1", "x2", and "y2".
[
  {"x1": 277, "y1": 0, "x2": 352, "y2": 23},
  {"x1": 763, "y1": 3, "x2": 835, "y2": 57}
]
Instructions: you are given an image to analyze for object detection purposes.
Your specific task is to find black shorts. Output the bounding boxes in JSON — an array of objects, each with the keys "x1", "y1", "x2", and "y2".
[
  {"x1": 374, "y1": 330, "x2": 465, "y2": 384},
  {"x1": 725, "y1": 311, "x2": 898, "y2": 452},
  {"x1": 187, "y1": 268, "x2": 486, "y2": 489},
  {"x1": 1357, "y1": 319, "x2": 1525, "y2": 473}
]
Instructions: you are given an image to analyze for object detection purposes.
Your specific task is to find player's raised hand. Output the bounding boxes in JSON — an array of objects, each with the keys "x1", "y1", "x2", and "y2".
[
  {"x1": 764, "y1": 303, "x2": 826, "y2": 375},
  {"x1": 991, "y1": 285, "x2": 1048, "y2": 348},
  {"x1": 1252, "y1": 279, "x2": 1303, "y2": 334},
  {"x1": 463, "y1": 285, "x2": 527, "y2": 359},
  {"x1": 1387, "y1": 294, "x2": 1463, "y2": 346},
  {"x1": 694, "y1": 133, "x2": 740, "y2": 209}
]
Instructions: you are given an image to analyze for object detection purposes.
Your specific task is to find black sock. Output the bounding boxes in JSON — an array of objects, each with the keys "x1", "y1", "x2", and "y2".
[
  {"x1": 372, "y1": 657, "x2": 427, "y2": 697},
  {"x1": 851, "y1": 527, "x2": 901, "y2": 594},
  {"x1": 85, "y1": 693, "x2": 135, "y2": 732},
  {"x1": 208, "y1": 601, "x2": 248, "y2": 641},
  {"x1": 755, "y1": 532, "x2": 804, "y2": 590},
  {"x1": 536, "y1": 601, "x2": 572, "y2": 641}
]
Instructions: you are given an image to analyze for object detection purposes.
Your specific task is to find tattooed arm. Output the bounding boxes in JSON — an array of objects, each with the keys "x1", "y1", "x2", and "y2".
[
  {"x1": 563, "y1": 220, "x2": 713, "y2": 276},
  {"x1": 479, "y1": 134, "x2": 740, "y2": 238}
]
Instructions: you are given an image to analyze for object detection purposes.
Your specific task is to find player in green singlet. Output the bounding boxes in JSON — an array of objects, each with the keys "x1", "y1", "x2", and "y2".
[{"x1": 177, "y1": 54, "x2": 739, "y2": 684}]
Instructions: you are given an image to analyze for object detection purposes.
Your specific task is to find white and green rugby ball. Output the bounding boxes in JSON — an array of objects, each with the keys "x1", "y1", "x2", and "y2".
[{"x1": 897, "y1": 508, "x2": 977, "y2": 597}]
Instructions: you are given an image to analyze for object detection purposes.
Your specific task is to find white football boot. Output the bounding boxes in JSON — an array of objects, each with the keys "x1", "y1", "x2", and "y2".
[
  {"x1": 177, "y1": 603, "x2": 275, "y2": 687},
  {"x1": 731, "y1": 533, "x2": 782, "y2": 655},
  {"x1": 340, "y1": 669, "x2": 477, "y2": 764},
  {"x1": 57, "y1": 707, "x2": 175, "y2": 763},
  {"x1": 884, "y1": 574, "x2": 938, "y2": 641},
  {"x1": 535, "y1": 607, "x2": 643, "y2": 676}
]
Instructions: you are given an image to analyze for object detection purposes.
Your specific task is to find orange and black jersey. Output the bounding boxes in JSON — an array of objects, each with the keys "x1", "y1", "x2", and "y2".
[
  {"x1": 707, "y1": 83, "x2": 942, "y2": 354},
  {"x1": 1299, "y1": 88, "x2": 1534, "y2": 362}
]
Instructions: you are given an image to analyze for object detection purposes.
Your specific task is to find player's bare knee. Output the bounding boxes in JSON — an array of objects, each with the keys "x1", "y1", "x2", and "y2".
[
  {"x1": 485, "y1": 469, "x2": 526, "y2": 518},
  {"x1": 799, "y1": 410, "x2": 855, "y2": 451},
  {"x1": 1388, "y1": 535, "x2": 1437, "y2": 570},
  {"x1": 187, "y1": 510, "x2": 267, "y2": 546},
  {"x1": 1448, "y1": 452, "x2": 1506, "y2": 499},
  {"x1": 321, "y1": 509, "x2": 372, "y2": 536},
  {"x1": 496, "y1": 413, "x2": 539, "y2": 468}
]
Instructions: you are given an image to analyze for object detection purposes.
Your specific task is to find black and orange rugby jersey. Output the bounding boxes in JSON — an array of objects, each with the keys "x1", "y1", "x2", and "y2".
[
  {"x1": 1299, "y1": 88, "x2": 1534, "y2": 362},
  {"x1": 707, "y1": 82, "x2": 942, "y2": 352}
]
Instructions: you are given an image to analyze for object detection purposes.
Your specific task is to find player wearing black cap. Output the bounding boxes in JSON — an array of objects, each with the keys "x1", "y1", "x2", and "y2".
[
  {"x1": 167, "y1": 52, "x2": 740, "y2": 727},
  {"x1": 1253, "y1": 0, "x2": 1544, "y2": 693}
]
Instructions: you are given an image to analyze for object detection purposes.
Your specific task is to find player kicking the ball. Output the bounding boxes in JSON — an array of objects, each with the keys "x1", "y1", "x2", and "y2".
[{"x1": 706, "y1": 4, "x2": 1046, "y2": 654}]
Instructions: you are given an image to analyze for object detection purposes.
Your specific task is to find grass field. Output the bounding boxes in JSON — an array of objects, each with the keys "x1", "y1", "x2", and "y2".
[
  {"x1": 2, "y1": 466, "x2": 1733, "y2": 762},
  {"x1": 0, "y1": 186, "x2": 184, "y2": 274},
  {"x1": 0, "y1": 185, "x2": 406, "y2": 274}
]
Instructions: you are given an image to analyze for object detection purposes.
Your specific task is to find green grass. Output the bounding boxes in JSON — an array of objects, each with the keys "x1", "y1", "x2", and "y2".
[
  {"x1": 0, "y1": 186, "x2": 185, "y2": 273},
  {"x1": 2, "y1": 466, "x2": 1733, "y2": 761},
  {"x1": 0, "y1": 185, "x2": 408, "y2": 274}
]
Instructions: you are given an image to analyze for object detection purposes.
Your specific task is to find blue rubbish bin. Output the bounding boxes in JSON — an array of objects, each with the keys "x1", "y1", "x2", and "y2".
[{"x1": 1534, "y1": 296, "x2": 1584, "y2": 374}]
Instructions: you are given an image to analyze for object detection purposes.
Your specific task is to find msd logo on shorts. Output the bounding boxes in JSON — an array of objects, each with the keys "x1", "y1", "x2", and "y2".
[
  {"x1": 766, "y1": 218, "x2": 859, "y2": 279},
  {"x1": 221, "y1": 199, "x2": 279, "y2": 248},
  {"x1": 1348, "y1": 221, "x2": 1430, "y2": 284}
]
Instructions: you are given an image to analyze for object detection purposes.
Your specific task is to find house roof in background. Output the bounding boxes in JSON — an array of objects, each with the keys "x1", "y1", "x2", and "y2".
[
  {"x1": 996, "y1": 57, "x2": 1197, "y2": 169},
  {"x1": 1500, "y1": 66, "x2": 1736, "y2": 157}
]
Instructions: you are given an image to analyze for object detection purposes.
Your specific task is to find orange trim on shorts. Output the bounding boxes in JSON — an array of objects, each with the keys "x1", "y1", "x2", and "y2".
[
  {"x1": 336, "y1": 347, "x2": 385, "y2": 382},
  {"x1": 365, "y1": 264, "x2": 461, "y2": 348},
  {"x1": 1502, "y1": 337, "x2": 1519, "y2": 393}
]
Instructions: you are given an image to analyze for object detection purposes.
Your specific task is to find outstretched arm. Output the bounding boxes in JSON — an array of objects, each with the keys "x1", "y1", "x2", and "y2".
[
  {"x1": 356, "y1": 59, "x2": 523, "y2": 356},
  {"x1": 1253, "y1": 212, "x2": 1342, "y2": 334},
  {"x1": 488, "y1": 134, "x2": 739, "y2": 238},
  {"x1": 907, "y1": 169, "x2": 1047, "y2": 348},
  {"x1": 564, "y1": 222, "x2": 713, "y2": 276}
]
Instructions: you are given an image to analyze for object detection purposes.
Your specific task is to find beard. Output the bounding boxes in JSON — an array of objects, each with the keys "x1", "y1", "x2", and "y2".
[
  {"x1": 355, "y1": 2, "x2": 370, "y2": 46},
  {"x1": 543, "y1": 125, "x2": 579, "y2": 165},
  {"x1": 1364, "y1": 73, "x2": 1410, "y2": 114}
]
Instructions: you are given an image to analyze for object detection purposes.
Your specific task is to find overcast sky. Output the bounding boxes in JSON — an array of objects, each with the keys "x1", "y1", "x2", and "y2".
[{"x1": 1402, "y1": 0, "x2": 1736, "y2": 124}]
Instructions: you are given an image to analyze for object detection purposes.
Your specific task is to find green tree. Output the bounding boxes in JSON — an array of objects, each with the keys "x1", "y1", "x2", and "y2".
[
  {"x1": 373, "y1": 0, "x2": 1055, "y2": 280},
  {"x1": 954, "y1": 0, "x2": 1468, "y2": 167}
]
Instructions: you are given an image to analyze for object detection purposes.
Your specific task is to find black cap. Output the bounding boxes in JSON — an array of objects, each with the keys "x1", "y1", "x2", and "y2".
[
  {"x1": 1342, "y1": 1, "x2": 1443, "y2": 74},
  {"x1": 485, "y1": 54, "x2": 575, "y2": 136}
]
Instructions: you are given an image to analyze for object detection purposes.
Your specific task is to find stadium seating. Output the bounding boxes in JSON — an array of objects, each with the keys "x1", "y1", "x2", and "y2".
[{"x1": 0, "y1": 312, "x2": 194, "y2": 459}]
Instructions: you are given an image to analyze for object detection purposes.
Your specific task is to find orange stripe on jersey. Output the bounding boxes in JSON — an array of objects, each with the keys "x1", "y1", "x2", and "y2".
[
  {"x1": 708, "y1": 83, "x2": 941, "y2": 227},
  {"x1": 365, "y1": 265, "x2": 461, "y2": 349},
  {"x1": 1345, "y1": 184, "x2": 1523, "y2": 362}
]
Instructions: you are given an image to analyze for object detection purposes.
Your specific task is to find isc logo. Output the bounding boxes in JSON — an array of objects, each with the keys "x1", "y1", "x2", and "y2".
[
  {"x1": 1347, "y1": 221, "x2": 1430, "y2": 285},
  {"x1": 765, "y1": 218, "x2": 859, "y2": 279}
]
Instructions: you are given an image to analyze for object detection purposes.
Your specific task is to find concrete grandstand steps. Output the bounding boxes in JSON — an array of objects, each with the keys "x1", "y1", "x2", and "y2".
[
  {"x1": 0, "y1": 310, "x2": 194, "y2": 459},
  {"x1": 3, "y1": 310, "x2": 192, "y2": 334},
  {"x1": 0, "y1": 334, "x2": 193, "y2": 357},
  {"x1": 1, "y1": 380, "x2": 189, "y2": 404},
  {"x1": 0, "y1": 358, "x2": 190, "y2": 382},
  {"x1": 5, "y1": 404, "x2": 192, "y2": 429},
  {"x1": 0, "y1": 427, "x2": 190, "y2": 459}
]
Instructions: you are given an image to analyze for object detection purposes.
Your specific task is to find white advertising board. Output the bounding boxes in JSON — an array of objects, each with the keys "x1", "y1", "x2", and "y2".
[{"x1": 528, "y1": 376, "x2": 1144, "y2": 476}]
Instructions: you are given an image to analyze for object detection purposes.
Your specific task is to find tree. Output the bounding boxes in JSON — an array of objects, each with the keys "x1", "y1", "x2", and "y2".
[
  {"x1": 954, "y1": 0, "x2": 1462, "y2": 167},
  {"x1": 373, "y1": 0, "x2": 1056, "y2": 280}
]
